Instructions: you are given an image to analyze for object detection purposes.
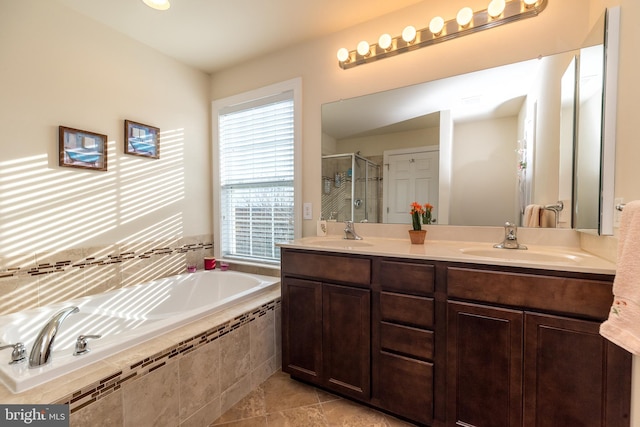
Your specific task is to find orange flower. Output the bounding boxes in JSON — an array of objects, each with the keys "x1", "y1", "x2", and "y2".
[{"x1": 410, "y1": 202, "x2": 424, "y2": 215}]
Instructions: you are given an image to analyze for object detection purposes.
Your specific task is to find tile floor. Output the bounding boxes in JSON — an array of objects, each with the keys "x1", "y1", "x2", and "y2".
[{"x1": 211, "y1": 371, "x2": 418, "y2": 427}]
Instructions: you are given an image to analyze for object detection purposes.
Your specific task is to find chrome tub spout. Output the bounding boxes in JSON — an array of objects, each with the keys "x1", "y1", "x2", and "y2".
[{"x1": 29, "y1": 306, "x2": 79, "y2": 368}]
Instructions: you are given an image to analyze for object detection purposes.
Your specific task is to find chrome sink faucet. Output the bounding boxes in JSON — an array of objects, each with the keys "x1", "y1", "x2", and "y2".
[
  {"x1": 494, "y1": 222, "x2": 527, "y2": 250},
  {"x1": 29, "y1": 306, "x2": 79, "y2": 368},
  {"x1": 344, "y1": 221, "x2": 363, "y2": 240}
]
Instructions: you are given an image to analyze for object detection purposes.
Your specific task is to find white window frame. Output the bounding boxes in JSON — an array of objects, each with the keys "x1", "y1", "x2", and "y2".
[{"x1": 212, "y1": 78, "x2": 302, "y2": 264}]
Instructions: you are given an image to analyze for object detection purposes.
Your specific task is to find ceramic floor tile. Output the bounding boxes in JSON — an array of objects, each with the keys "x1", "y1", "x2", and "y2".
[
  {"x1": 266, "y1": 404, "x2": 327, "y2": 426},
  {"x1": 262, "y1": 372, "x2": 320, "y2": 413},
  {"x1": 212, "y1": 370, "x2": 419, "y2": 427}
]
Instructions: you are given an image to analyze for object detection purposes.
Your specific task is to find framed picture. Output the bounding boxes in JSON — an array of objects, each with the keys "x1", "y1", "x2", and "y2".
[
  {"x1": 124, "y1": 120, "x2": 160, "y2": 159},
  {"x1": 59, "y1": 126, "x2": 108, "y2": 171}
]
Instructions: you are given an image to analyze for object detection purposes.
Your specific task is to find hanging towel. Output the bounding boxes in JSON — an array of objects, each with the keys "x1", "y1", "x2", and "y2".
[
  {"x1": 600, "y1": 200, "x2": 640, "y2": 355},
  {"x1": 523, "y1": 204, "x2": 542, "y2": 227}
]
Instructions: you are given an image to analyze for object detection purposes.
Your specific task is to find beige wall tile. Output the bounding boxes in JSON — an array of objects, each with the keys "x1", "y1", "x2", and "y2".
[
  {"x1": 220, "y1": 373, "x2": 253, "y2": 415},
  {"x1": 179, "y1": 397, "x2": 221, "y2": 427},
  {"x1": 250, "y1": 310, "x2": 275, "y2": 370},
  {"x1": 0, "y1": 275, "x2": 39, "y2": 315},
  {"x1": 178, "y1": 341, "x2": 221, "y2": 421},
  {"x1": 220, "y1": 324, "x2": 251, "y2": 391},
  {"x1": 71, "y1": 389, "x2": 124, "y2": 427},
  {"x1": 122, "y1": 361, "x2": 180, "y2": 427}
]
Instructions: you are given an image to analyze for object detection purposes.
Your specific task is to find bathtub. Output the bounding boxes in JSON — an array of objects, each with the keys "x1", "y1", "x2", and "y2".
[{"x1": 0, "y1": 270, "x2": 279, "y2": 393}]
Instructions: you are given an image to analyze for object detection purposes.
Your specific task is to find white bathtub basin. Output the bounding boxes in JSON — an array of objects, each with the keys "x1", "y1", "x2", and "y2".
[{"x1": 0, "y1": 270, "x2": 279, "y2": 393}]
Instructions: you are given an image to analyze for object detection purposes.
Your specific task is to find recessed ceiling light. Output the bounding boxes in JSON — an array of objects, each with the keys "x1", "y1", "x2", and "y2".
[{"x1": 143, "y1": 0, "x2": 170, "y2": 11}]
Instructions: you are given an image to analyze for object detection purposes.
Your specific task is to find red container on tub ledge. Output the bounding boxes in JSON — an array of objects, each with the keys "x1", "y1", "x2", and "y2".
[{"x1": 204, "y1": 257, "x2": 216, "y2": 270}]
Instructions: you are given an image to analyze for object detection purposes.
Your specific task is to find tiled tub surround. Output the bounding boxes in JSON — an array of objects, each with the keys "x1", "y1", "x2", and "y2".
[
  {"x1": 0, "y1": 286, "x2": 282, "y2": 427},
  {"x1": 0, "y1": 235, "x2": 214, "y2": 317},
  {"x1": 0, "y1": 270, "x2": 279, "y2": 393}
]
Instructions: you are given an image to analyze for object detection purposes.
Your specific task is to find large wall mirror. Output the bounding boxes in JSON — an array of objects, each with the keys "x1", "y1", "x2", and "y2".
[{"x1": 321, "y1": 7, "x2": 620, "y2": 234}]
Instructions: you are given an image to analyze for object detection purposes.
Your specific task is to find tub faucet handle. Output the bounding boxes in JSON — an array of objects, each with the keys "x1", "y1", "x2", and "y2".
[
  {"x1": 73, "y1": 335, "x2": 102, "y2": 356},
  {"x1": 0, "y1": 342, "x2": 27, "y2": 364}
]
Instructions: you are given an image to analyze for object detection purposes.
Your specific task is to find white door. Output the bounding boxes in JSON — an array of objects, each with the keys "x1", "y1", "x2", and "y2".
[{"x1": 384, "y1": 148, "x2": 439, "y2": 224}]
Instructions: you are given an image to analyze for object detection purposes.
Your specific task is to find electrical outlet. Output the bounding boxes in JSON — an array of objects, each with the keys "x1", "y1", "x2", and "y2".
[
  {"x1": 303, "y1": 202, "x2": 312, "y2": 220},
  {"x1": 614, "y1": 198, "x2": 623, "y2": 228}
]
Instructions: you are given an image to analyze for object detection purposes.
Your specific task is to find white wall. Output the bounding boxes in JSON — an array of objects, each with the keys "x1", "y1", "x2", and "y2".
[
  {"x1": 211, "y1": 0, "x2": 640, "y2": 419},
  {"x1": 0, "y1": 1, "x2": 211, "y2": 262},
  {"x1": 337, "y1": 127, "x2": 439, "y2": 158},
  {"x1": 210, "y1": 0, "x2": 593, "y2": 237},
  {"x1": 450, "y1": 117, "x2": 519, "y2": 226}
]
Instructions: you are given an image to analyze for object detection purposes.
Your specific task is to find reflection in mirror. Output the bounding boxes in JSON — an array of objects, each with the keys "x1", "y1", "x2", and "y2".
[
  {"x1": 322, "y1": 53, "x2": 577, "y2": 227},
  {"x1": 322, "y1": 9, "x2": 618, "y2": 230},
  {"x1": 572, "y1": 7, "x2": 620, "y2": 236}
]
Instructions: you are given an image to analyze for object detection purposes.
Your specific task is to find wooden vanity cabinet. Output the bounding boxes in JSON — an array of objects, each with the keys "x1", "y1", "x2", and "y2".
[
  {"x1": 372, "y1": 258, "x2": 439, "y2": 426},
  {"x1": 281, "y1": 249, "x2": 371, "y2": 400},
  {"x1": 446, "y1": 266, "x2": 632, "y2": 427}
]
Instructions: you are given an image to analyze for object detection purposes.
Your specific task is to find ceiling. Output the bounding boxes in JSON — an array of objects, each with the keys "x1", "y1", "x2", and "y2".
[{"x1": 56, "y1": 0, "x2": 424, "y2": 74}]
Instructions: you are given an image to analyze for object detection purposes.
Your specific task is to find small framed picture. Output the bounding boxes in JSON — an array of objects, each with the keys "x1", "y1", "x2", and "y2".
[
  {"x1": 59, "y1": 126, "x2": 108, "y2": 171},
  {"x1": 124, "y1": 120, "x2": 160, "y2": 159}
]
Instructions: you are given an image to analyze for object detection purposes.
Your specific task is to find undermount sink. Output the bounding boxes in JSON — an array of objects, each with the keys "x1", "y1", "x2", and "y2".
[
  {"x1": 308, "y1": 239, "x2": 374, "y2": 249},
  {"x1": 460, "y1": 247, "x2": 582, "y2": 264}
]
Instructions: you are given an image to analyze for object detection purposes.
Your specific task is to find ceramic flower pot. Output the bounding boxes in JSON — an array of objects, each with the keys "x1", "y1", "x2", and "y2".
[{"x1": 408, "y1": 229, "x2": 427, "y2": 244}]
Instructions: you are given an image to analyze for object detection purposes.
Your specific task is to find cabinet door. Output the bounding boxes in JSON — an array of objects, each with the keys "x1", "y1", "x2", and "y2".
[
  {"x1": 323, "y1": 283, "x2": 371, "y2": 400},
  {"x1": 281, "y1": 277, "x2": 323, "y2": 384},
  {"x1": 447, "y1": 301, "x2": 523, "y2": 427},
  {"x1": 378, "y1": 351, "x2": 434, "y2": 425},
  {"x1": 524, "y1": 313, "x2": 632, "y2": 427}
]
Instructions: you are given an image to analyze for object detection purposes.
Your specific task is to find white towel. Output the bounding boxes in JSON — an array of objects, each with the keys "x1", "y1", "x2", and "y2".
[
  {"x1": 600, "y1": 200, "x2": 640, "y2": 355},
  {"x1": 523, "y1": 204, "x2": 542, "y2": 227}
]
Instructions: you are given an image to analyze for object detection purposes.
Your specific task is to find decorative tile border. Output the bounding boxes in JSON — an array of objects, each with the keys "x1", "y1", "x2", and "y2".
[
  {"x1": 0, "y1": 242, "x2": 213, "y2": 278},
  {"x1": 54, "y1": 297, "x2": 280, "y2": 414}
]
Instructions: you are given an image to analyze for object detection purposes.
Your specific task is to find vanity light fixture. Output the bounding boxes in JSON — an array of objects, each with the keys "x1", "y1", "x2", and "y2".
[
  {"x1": 142, "y1": 0, "x2": 170, "y2": 10},
  {"x1": 402, "y1": 25, "x2": 417, "y2": 43},
  {"x1": 337, "y1": 0, "x2": 548, "y2": 69},
  {"x1": 429, "y1": 16, "x2": 445, "y2": 36},
  {"x1": 456, "y1": 7, "x2": 474, "y2": 27},
  {"x1": 488, "y1": 0, "x2": 506, "y2": 18},
  {"x1": 378, "y1": 33, "x2": 393, "y2": 51},
  {"x1": 357, "y1": 41, "x2": 371, "y2": 57}
]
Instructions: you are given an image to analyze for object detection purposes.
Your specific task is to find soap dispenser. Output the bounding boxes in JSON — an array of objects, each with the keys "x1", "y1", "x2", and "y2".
[{"x1": 317, "y1": 214, "x2": 327, "y2": 236}]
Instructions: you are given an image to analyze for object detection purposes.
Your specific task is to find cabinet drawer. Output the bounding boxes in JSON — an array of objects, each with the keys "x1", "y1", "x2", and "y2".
[
  {"x1": 282, "y1": 250, "x2": 371, "y2": 287},
  {"x1": 376, "y1": 351, "x2": 434, "y2": 425},
  {"x1": 380, "y1": 291, "x2": 434, "y2": 328},
  {"x1": 447, "y1": 267, "x2": 614, "y2": 319},
  {"x1": 380, "y1": 322, "x2": 434, "y2": 360},
  {"x1": 378, "y1": 259, "x2": 434, "y2": 295}
]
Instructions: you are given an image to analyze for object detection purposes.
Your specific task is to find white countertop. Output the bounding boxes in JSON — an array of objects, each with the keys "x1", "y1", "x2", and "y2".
[{"x1": 278, "y1": 235, "x2": 617, "y2": 275}]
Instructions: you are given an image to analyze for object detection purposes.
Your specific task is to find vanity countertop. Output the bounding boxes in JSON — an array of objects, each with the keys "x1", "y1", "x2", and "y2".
[{"x1": 277, "y1": 235, "x2": 617, "y2": 275}]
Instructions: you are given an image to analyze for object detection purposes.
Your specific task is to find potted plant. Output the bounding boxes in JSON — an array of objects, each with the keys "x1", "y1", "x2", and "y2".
[{"x1": 409, "y1": 202, "x2": 433, "y2": 244}]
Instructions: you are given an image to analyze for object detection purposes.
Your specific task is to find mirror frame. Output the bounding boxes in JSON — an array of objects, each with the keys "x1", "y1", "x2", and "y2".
[{"x1": 598, "y1": 6, "x2": 620, "y2": 235}]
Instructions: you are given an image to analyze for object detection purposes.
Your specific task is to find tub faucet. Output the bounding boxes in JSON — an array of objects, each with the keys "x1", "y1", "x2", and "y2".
[
  {"x1": 344, "y1": 221, "x2": 363, "y2": 240},
  {"x1": 494, "y1": 222, "x2": 527, "y2": 250},
  {"x1": 29, "y1": 306, "x2": 79, "y2": 368}
]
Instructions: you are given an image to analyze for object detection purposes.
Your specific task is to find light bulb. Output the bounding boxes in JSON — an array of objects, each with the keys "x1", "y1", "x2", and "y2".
[
  {"x1": 488, "y1": 0, "x2": 505, "y2": 18},
  {"x1": 429, "y1": 16, "x2": 445, "y2": 35},
  {"x1": 142, "y1": 0, "x2": 170, "y2": 10},
  {"x1": 337, "y1": 48, "x2": 350, "y2": 63},
  {"x1": 523, "y1": 0, "x2": 537, "y2": 6},
  {"x1": 456, "y1": 7, "x2": 473, "y2": 27},
  {"x1": 402, "y1": 26, "x2": 417, "y2": 43},
  {"x1": 357, "y1": 41, "x2": 371, "y2": 56},
  {"x1": 378, "y1": 33, "x2": 392, "y2": 50}
]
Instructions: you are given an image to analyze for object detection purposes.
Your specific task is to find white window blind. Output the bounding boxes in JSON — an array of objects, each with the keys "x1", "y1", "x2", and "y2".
[{"x1": 218, "y1": 91, "x2": 294, "y2": 263}]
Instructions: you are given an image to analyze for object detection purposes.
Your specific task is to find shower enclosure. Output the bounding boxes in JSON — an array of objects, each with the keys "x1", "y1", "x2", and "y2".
[{"x1": 321, "y1": 153, "x2": 381, "y2": 223}]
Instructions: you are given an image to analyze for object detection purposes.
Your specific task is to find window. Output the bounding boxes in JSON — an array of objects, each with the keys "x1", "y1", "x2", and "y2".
[{"x1": 213, "y1": 79, "x2": 301, "y2": 264}]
